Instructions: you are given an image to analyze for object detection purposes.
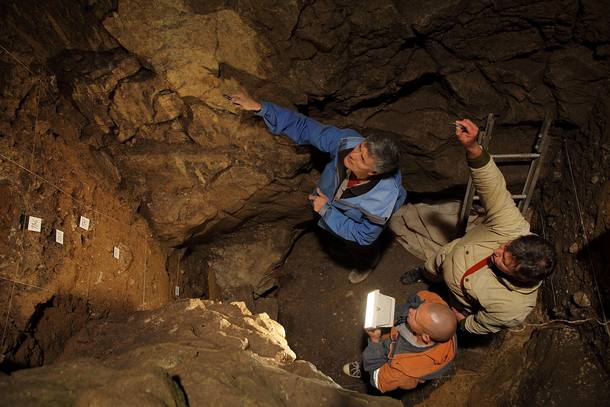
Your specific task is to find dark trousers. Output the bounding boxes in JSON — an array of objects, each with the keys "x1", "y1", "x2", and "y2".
[{"x1": 317, "y1": 228, "x2": 381, "y2": 271}]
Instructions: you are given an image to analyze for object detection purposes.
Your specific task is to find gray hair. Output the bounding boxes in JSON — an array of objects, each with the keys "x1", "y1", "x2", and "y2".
[
  {"x1": 365, "y1": 134, "x2": 400, "y2": 174},
  {"x1": 508, "y1": 235, "x2": 556, "y2": 287}
]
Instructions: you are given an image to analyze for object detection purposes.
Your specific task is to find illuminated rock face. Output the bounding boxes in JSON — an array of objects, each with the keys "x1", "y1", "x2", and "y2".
[
  {"x1": 1, "y1": 299, "x2": 401, "y2": 407},
  {"x1": 5, "y1": 0, "x2": 608, "y2": 247},
  {"x1": 0, "y1": 0, "x2": 609, "y2": 404}
]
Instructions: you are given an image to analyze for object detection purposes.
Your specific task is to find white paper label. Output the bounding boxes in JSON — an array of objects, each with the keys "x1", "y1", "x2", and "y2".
[
  {"x1": 79, "y1": 216, "x2": 90, "y2": 230},
  {"x1": 113, "y1": 246, "x2": 120, "y2": 259},
  {"x1": 27, "y1": 216, "x2": 42, "y2": 232},
  {"x1": 55, "y1": 229, "x2": 64, "y2": 245},
  {"x1": 174, "y1": 286, "x2": 180, "y2": 296}
]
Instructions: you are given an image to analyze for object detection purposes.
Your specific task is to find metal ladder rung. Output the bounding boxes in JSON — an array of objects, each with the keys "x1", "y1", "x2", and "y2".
[
  {"x1": 473, "y1": 194, "x2": 527, "y2": 201},
  {"x1": 458, "y1": 114, "x2": 551, "y2": 237},
  {"x1": 491, "y1": 153, "x2": 540, "y2": 161}
]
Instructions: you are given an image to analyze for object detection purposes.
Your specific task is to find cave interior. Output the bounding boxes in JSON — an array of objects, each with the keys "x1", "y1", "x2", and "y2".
[{"x1": 0, "y1": 0, "x2": 609, "y2": 406}]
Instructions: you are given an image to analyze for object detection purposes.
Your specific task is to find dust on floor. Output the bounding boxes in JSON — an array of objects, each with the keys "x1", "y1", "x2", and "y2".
[{"x1": 276, "y1": 231, "x2": 432, "y2": 401}]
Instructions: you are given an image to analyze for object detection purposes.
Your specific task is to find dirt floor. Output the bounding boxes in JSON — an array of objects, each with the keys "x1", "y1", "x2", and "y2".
[{"x1": 276, "y1": 231, "x2": 467, "y2": 404}]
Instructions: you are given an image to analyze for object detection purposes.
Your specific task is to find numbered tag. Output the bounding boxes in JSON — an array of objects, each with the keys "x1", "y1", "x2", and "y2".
[
  {"x1": 55, "y1": 229, "x2": 64, "y2": 245},
  {"x1": 27, "y1": 216, "x2": 42, "y2": 232},
  {"x1": 113, "y1": 246, "x2": 120, "y2": 259},
  {"x1": 174, "y1": 286, "x2": 180, "y2": 296},
  {"x1": 79, "y1": 216, "x2": 90, "y2": 230}
]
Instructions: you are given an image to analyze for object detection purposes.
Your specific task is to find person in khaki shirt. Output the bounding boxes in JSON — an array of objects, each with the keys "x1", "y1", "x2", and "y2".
[{"x1": 408, "y1": 119, "x2": 557, "y2": 335}]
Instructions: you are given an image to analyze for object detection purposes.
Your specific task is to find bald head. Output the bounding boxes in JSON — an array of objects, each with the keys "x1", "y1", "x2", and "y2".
[{"x1": 419, "y1": 303, "x2": 457, "y2": 342}]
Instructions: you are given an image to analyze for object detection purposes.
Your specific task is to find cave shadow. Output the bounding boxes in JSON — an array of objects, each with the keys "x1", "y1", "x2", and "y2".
[
  {"x1": 171, "y1": 375, "x2": 190, "y2": 406},
  {"x1": 0, "y1": 292, "x2": 137, "y2": 374},
  {"x1": 314, "y1": 227, "x2": 396, "y2": 272},
  {"x1": 576, "y1": 229, "x2": 610, "y2": 316}
]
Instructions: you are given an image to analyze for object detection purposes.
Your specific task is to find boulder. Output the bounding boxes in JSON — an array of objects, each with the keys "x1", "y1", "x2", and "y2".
[
  {"x1": 0, "y1": 299, "x2": 402, "y2": 407},
  {"x1": 545, "y1": 47, "x2": 609, "y2": 126}
]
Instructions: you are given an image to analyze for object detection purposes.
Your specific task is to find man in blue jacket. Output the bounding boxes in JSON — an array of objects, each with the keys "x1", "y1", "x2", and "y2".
[{"x1": 230, "y1": 92, "x2": 406, "y2": 283}]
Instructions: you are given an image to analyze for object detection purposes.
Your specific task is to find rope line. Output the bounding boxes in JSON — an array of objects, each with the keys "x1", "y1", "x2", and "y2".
[
  {"x1": 508, "y1": 317, "x2": 610, "y2": 333},
  {"x1": 142, "y1": 233, "x2": 147, "y2": 306},
  {"x1": 538, "y1": 207, "x2": 558, "y2": 309},
  {"x1": 563, "y1": 138, "x2": 610, "y2": 338},
  {"x1": 0, "y1": 43, "x2": 35, "y2": 75},
  {"x1": 0, "y1": 42, "x2": 157, "y2": 360},
  {"x1": 0, "y1": 275, "x2": 53, "y2": 292},
  {"x1": 29, "y1": 82, "x2": 42, "y2": 174},
  {"x1": 0, "y1": 282, "x2": 16, "y2": 350},
  {"x1": 0, "y1": 152, "x2": 123, "y2": 224},
  {"x1": 0, "y1": 78, "x2": 43, "y2": 355}
]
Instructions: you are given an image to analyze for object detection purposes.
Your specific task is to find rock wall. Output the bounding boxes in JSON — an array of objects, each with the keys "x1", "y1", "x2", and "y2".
[
  {"x1": 1, "y1": 299, "x2": 401, "y2": 407},
  {"x1": 0, "y1": 0, "x2": 609, "y2": 403},
  {"x1": 0, "y1": 1, "x2": 173, "y2": 369}
]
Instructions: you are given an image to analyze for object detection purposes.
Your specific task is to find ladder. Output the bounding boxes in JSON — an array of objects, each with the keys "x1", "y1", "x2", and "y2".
[{"x1": 457, "y1": 115, "x2": 552, "y2": 236}]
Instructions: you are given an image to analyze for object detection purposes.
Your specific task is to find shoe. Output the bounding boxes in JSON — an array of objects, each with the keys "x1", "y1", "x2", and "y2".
[
  {"x1": 342, "y1": 361, "x2": 361, "y2": 378},
  {"x1": 400, "y1": 266, "x2": 424, "y2": 285},
  {"x1": 348, "y1": 268, "x2": 372, "y2": 284}
]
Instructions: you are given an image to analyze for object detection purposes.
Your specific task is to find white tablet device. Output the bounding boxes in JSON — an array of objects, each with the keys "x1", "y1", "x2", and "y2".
[{"x1": 364, "y1": 289, "x2": 395, "y2": 329}]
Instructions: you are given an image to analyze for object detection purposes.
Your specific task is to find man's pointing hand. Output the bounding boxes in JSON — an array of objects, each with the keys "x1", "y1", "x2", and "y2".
[{"x1": 227, "y1": 91, "x2": 262, "y2": 112}]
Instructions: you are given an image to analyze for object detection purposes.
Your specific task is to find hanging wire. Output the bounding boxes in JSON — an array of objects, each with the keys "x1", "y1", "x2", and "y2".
[
  {"x1": 0, "y1": 72, "x2": 42, "y2": 356},
  {"x1": 563, "y1": 138, "x2": 610, "y2": 338},
  {"x1": 0, "y1": 41, "x2": 159, "y2": 360},
  {"x1": 0, "y1": 43, "x2": 35, "y2": 75},
  {"x1": 142, "y1": 232, "x2": 148, "y2": 306},
  {"x1": 508, "y1": 317, "x2": 610, "y2": 333},
  {"x1": 0, "y1": 275, "x2": 53, "y2": 292},
  {"x1": 0, "y1": 152, "x2": 124, "y2": 224},
  {"x1": 0, "y1": 282, "x2": 16, "y2": 351},
  {"x1": 538, "y1": 207, "x2": 558, "y2": 309}
]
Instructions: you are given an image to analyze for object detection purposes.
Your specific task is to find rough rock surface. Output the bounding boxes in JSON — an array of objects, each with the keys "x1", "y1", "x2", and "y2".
[
  {"x1": 0, "y1": 0, "x2": 609, "y2": 404},
  {"x1": 0, "y1": 52, "x2": 169, "y2": 369},
  {"x1": 50, "y1": 47, "x2": 312, "y2": 245},
  {"x1": 1, "y1": 299, "x2": 401, "y2": 407}
]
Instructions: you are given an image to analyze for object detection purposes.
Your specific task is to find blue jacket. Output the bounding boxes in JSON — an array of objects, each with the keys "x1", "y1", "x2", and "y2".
[{"x1": 256, "y1": 102, "x2": 407, "y2": 245}]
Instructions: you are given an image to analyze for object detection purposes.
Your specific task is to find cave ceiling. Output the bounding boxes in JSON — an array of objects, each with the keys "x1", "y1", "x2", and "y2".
[{"x1": 1, "y1": 0, "x2": 609, "y2": 249}]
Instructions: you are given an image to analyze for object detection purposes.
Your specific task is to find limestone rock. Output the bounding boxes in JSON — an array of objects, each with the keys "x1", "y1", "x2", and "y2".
[
  {"x1": 204, "y1": 225, "x2": 293, "y2": 294},
  {"x1": 572, "y1": 291, "x2": 591, "y2": 308},
  {"x1": 545, "y1": 47, "x2": 609, "y2": 126},
  {"x1": 103, "y1": 1, "x2": 266, "y2": 103},
  {"x1": 50, "y1": 37, "x2": 313, "y2": 245},
  {"x1": 154, "y1": 91, "x2": 185, "y2": 123},
  {"x1": 0, "y1": 358, "x2": 188, "y2": 406},
  {"x1": 575, "y1": 0, "x2": 610, "y2": 44},
  {"x1": 1, "y1": 300, "x2": 402, "y2": 407},
  {"x1": 55, "y1": 50, "x2": 141, "y2": 130},
  {"x1": 364, "y1": 89, "x2": 451, "y2": 154},
  {"x1": 445, "y1": 67, "x2": 502, "y2": 111},
  {"x1": 0, "y1": 180, "x2": 23, "y2": 269}
]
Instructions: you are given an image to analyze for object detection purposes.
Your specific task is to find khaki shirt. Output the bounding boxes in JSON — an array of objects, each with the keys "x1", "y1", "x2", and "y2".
[{"x1": 425, "y1": 151, "x2": 538, "y2": 334}]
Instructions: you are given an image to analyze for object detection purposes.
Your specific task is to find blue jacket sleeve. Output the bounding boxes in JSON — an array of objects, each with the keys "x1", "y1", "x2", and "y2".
[
  {"x1": 256, "y1": 102, "x2": 343, "y2": 156},
  {"x1": 318, "y1": 204, "x2": 384, "y2": 245}
]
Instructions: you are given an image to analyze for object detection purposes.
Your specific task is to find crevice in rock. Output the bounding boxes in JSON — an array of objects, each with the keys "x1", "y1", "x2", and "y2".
[{"x1": 2, "y1": 295, "x2": 89, "y2": 373}]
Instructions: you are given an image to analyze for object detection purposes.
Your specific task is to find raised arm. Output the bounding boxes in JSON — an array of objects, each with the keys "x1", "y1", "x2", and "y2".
[
  {"x1": 230, "y1": 92, "x2": 343, "y2": 155},
  {"x1": 455, "y1": 120, "x2": 529, "y2": 236}
]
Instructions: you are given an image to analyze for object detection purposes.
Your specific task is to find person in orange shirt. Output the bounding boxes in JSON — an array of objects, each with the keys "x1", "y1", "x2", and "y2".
[{"x1": 343, "y1": 291, "x2": 457, "y2": 391}]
